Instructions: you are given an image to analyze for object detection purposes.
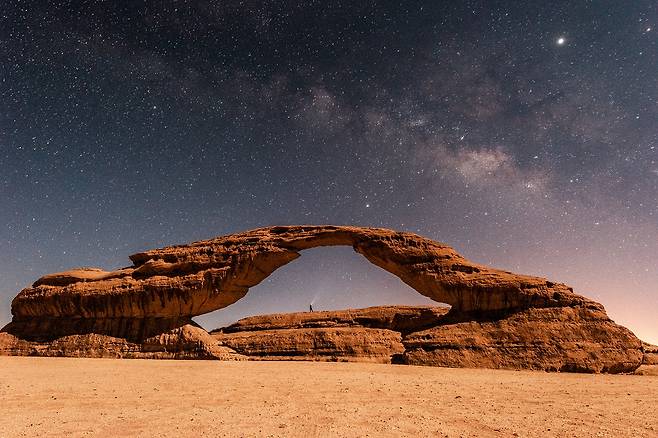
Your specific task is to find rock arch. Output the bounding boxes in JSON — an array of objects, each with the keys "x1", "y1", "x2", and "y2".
[{"x1": 1, "y1": 225, "x2": 646, "y2": 372}]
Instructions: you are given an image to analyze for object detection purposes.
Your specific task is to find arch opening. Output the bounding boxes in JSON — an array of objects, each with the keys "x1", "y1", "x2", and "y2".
[{"x1": 193, "y1": 246, "x2": 449, "y2": 331}]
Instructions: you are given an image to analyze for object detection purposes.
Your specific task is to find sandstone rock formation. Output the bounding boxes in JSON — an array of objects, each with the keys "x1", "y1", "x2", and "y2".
[
  {"x1": 214, "y1": 305, "x2": 450, "y2": 335},
  {"x1": 633, "y1": 342, "x2": 658, "y2": 375},
  {"x1": 0, "y1": 225, "x2": 646, "y2": 371},
  {"x1": 642, "y1": 342, "x2": 658, "y2": 365},
  {"x1": 10, "y1": 226, "x2": 596, "y2": 335},
  {"x1": 212, "y1": 306, "x2": 449, "y2": 363},
  {"x1": 215, "y1": 327, "x2": 403, "y2": 363},
  {"x1": 401, "y1": 306, "x2": 642, "y2": 373},
  {"x1": 0, "y1": 325, "x2": 244, "y2": 360},
  {"x1": 210, "y1": 305, "x2": 643, "y2": 373}
]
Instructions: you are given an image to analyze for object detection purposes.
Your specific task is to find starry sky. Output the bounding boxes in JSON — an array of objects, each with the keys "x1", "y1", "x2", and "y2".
[{"x1": 1, "y1": 1, "x2": 656, "y2": 343}]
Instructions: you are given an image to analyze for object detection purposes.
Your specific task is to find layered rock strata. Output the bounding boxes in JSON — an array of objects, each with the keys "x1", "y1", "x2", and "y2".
[
  {"x1": 211, "y1": 305, "x2": 643, "y2": 373},
  {"x1": 215, "y1": 327, "x2": 403, "y2": 363},
  {"x1": 215, "y1": 305, "x2": 450, "y2": 335},
  {"x1": 212, "y1": 306, "x2": 449, "y2": 363},
  {"x1": 0, "y1": 225, "x2": 646, "y2": 370},
  {"x1": 10, "y1": 226, "x2": 597, "y2": 337},
  {"x1": 640, "y1": 342, "x2": 658, "y2": 364},
  {"x1": 634, "y1": 342, "x2": 658, "y2": 375},
  {"x1": 0, "y1": 324, "x2": 244, "y2": 360},
  {"x1": 401, "y1": 306, "x2": 642, "y2": 373}
]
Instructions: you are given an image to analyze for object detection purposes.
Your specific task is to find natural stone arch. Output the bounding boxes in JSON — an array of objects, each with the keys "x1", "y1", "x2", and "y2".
[
  {"x1": 10, "y1": 225, "x2": 596, "y2": 338},
  {"x1": 1, "y1": 225, "x2": 646, "y2": 373},
  {"x1": 192, "y1": 244, "x2": 440, "y2": 331}
]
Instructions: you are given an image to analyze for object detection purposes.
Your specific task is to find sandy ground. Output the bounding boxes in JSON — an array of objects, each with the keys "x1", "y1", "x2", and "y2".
[{"x1": 0, "y1": 357, "x2": 656, "y2": 437}]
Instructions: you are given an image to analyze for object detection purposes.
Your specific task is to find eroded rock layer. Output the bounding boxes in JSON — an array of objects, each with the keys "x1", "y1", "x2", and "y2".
[
  {"x1": 215, "y1": 327, "x2": 404, "y2": 363},
  {"x1": 214, "y1": 305, "x2": 450, "y2": 335},
  {"x1": 12, "y1": 225, "x2": 597, "y2": 324},
  {"x1": 634, "y1": 343, "x2": 658, "y2": 375},
  {"x1": 3, "y1": 316, "x2": 195, "y2": 342},
  {"x1": 0, "y1": 325, "x2": 245, "y2": 360},
  {"x1": 210, "y1": 305, "x2": 643, "y2": 373},
  {"x1": 212, "y1": 306, "x2": 448, "y2": 363},
  {"x1": 641, "y1": 343, "x2": 658, "y2": 365},
  {"x1": 0, "y1": 225, "x2": 646, "y2": 369},
  {"x1": 401, "y1": 306, "x2": 643, "y2": 373}
]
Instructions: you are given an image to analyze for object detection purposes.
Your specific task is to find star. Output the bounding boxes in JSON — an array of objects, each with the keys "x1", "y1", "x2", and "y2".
[{"x1": 556, "y1": 37, "x2": 566, "y2": 46}]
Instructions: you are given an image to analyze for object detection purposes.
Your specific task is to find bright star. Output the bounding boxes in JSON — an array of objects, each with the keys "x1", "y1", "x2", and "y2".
[{"x1": 556, "y1": 37, "x2": 566, "y2": 45}]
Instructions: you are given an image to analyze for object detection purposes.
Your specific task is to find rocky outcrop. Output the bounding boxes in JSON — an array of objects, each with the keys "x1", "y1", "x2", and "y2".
[
  {"x1": 214, "y1": 305, "x2": 450, "y2": 335},
  {"x1": 211, "y1": 305, "x2": 644, "y2": 373},
  {"x1": 212, "y1": 306, "x2": 448, "y2": 363},
  {"x1": 641, "y1": 342, "x2": 658, "y2": 365},
  {"x1": 401, "y1": 306, "x2": 643, "y2": 373},
  {"x1": 0, "y1": 225, "x2": 646, "y2": 370},
  {"x1": 635, "y1": 342, "x2": 658, "y2": 374},
  {"x1": 10, "y1": 226, "x2": 596, "y2": 338},
  {"x1": 215, "y1": 327, "x2": 404, "y2": 363},
  {"x1": 0, "y1": 325, "x2": 245, "y2": 360},
  {"x1": 3, "y1": 315, "x2": 196, "y2": 343}
]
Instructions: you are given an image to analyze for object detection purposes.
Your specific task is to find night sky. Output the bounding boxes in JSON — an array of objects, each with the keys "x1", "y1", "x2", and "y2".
[{"x1": 1, "y1": 1, "x2": 656, "y2": 343}]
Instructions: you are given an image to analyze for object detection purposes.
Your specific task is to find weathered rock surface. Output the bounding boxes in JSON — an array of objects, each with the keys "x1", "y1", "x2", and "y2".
[
  {"x1": 214, "y1": 327, "x2": 404, "y2": 363},
  {"x1": 211, "y1": 305, "x2": 644, "y2": 373},
  {"x1": 3, "y1": 315, "x2": 196, "y2": 343},
  {"x1": 0, "y1": 325, "x2": 245, "y2": 360},
  {"x1": 635, "y1": 342, "x2": 658, "y2": 375},
  {"x1": 11, "y1": 225, "x2": 596, "y2": 330},
  {"x1": 401, "y1": 306, "x2": 643, "y2": 373},
  {"x1": 641, "y1": 342, "x2": 658, "y2": 365},
  {"x1": 212, "y1": 306, "x2": 447, "y2": 362},
  {"x1": 0, "y1": 225, "x2": 646, "y2": 370},
  {"x1": 214, "y1": 305, "x2": 450, "y2": 335}
]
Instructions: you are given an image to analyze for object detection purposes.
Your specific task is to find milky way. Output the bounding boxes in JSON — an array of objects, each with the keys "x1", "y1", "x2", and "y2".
[{"x1": 1, "y1": 1, "x2": 656, "y2": 342}]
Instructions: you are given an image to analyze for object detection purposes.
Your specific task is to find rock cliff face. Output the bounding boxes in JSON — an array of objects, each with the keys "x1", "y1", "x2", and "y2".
[
  {"x1": 212, "y1": 306, "x2": 448, "y2": 363},
  {"x1": 215, "y1": 305, "x2": 450, "y2": 335},
  {"x1": 215, "y1": 327, "x2": 404, "y2": 363},
  {"x1": 210, "y1": 305, "x2": 643, "y2": 372},
  {"x1": 0, "y1": 325, "x2": 244, "y2": 360},
  {"x1": 0, "y1": 225, "x2": 646, "y2": 371},
  {"x1": 401, "y1": 306, "x2": 642, "y2": 373}
]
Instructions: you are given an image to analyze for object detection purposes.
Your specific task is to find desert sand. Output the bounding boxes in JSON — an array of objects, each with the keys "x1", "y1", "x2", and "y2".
[{"x1": 0, "y1": 357, "x2": 656, "y2": 437}]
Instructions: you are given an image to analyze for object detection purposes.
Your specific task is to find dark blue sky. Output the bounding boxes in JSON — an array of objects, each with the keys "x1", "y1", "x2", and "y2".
[{"x1": 1, "y1": 1, "x2": 656, "y2": 342}]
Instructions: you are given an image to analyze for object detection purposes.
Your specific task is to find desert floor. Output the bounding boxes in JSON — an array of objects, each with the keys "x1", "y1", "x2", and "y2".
[{"x1": 0, "y1": 357, "x2": 656, "y2": 437}]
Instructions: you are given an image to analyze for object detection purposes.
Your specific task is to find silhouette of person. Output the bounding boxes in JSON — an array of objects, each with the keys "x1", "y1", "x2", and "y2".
[{"x1": 309, "y1": 304, "x2": 313, "y2": 312}]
